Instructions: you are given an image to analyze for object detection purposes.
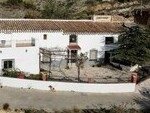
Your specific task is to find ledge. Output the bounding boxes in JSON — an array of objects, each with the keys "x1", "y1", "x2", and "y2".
[{"x1": 0, "y1": 77, "x2": 136, "y2": 93}]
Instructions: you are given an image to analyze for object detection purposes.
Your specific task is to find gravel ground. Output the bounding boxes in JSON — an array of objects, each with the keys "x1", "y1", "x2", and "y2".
[
  {"x1": 41, "y1": 61, "x2": 131, "y2": 83},
  {"x1": 136, "y1": 77, "x2": 150, "y2": 93}
]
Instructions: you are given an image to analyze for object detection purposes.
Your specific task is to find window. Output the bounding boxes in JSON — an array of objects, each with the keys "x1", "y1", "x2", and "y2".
[
  {"x1": 89, "y1": 49, "x2": 97, "y2": 60},
  {"x1": 69, "y1": 34, "x2": 77, "y2": 43},
  {"x1": 3, "y1": 60, "x2": 14, "y2": 69},
  {"x1": 105, "y1": 37, "x2": 114, "y2": 44},
  {"x1": 1, "y1": 40, "x2": 6, "y2": 44},
  {"x1": 31, "y1": 38, "x2": 35, "y2": 46},
  {"x1": 43, "y1": 34, "x2": 47, "y2": 40}
]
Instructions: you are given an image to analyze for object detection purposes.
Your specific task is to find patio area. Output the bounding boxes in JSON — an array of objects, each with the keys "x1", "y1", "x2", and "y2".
[{"x1": 40, "y1": 60, "x2": 132, "y2": 83}]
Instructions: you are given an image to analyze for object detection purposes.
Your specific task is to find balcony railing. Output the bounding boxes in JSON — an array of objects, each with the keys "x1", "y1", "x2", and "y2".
[
  {"x1": 16, "y1": 39, "x2": 35, "y2": 47},
  {"x1": 0, "y1": 39, "x2": 36, "y2": 48}
]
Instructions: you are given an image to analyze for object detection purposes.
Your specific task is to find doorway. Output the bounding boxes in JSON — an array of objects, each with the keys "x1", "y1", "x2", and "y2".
[
  {"x1": 71, "y1": 50, "x2": 77, "y2": 63},
  {"x1": 104, "y1": 52, "x2": 110, "y2": 64}
]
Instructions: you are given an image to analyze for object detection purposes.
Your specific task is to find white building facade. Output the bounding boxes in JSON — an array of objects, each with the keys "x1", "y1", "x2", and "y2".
[
  {"x1": 0, "y1": 32, "x2": 39, "y2": 74},
  {"x1": 0, "y1": 19, "x2": 122, "y2": 74}
]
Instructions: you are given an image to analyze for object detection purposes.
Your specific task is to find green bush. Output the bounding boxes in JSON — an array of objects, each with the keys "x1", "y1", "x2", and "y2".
[
  {"x1": 24, "y1": 109, "x2": 48, "y2": 113},
  {"x1": 25, "y1": 74, "x2": 41, "y2": 80},
  {"x1": 3, "y1": 103, "x2": 10, "y2": 111},
  {"x1": 6, "y1": 0, "x2": 23, "y2": 5},
  {"x1": 2, "y1": 68, "x2": 20, "y2": 78},
  {"x1": 23, "y1": 1, "x2": 36, "y2": 9},
  {"x1": 24, "y1": 10, "x2": 41, "y2": 19}
]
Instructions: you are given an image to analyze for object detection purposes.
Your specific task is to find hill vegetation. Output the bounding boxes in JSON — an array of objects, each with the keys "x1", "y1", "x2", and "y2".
[{"x1": 0, "y1": 0, "x2": 149, "y2": 19}]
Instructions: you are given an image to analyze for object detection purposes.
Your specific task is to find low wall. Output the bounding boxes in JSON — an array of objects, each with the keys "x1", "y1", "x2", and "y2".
[{"x1": 0, "y1": 77, "x2": 136, "y2": 93}]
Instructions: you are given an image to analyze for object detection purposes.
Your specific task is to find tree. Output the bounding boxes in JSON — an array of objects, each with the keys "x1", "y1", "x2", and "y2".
[
  {"x1": 63, "y1": 0, "x2": 79, "y2": 19},
  {"x1": 41, "y1": 0, "x2": 60, "y2": 19},
  {"x1": 76, "y1": 53, "x2": 88, "y2": 81},
  {"x1": 6, "y1": 0, "x2": 23, "y2": 6},
  {"x1": 112, "y1": 25, "x2": 150, "y2": 66},
  {"x1": 137, "y1": 0, "x2": 150, "y2": 4},
  {"x1": 24, "y1": 10, "x2": 41, "y2": 19},
  {"x1": 41, "y1": 0, "x2": 80, "y2": 19}
]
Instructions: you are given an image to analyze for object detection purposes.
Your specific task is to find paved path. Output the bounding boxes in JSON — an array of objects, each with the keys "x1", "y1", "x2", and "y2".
[{"x1": 0, "y1": 87, "x2": 149, "y2": 112}]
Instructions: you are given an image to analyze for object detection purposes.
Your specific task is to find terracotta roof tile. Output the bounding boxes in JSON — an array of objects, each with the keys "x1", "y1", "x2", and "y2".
[
  {"x1": 0, "y1": 19, "x2": 123, "y2": 33},
  {"x1": 67, "y1": 45, "x2": 81, "y2": 50}
]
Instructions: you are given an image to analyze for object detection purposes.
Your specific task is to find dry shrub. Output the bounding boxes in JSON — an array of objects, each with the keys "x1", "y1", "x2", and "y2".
[{"x1": 3, "y1": 103, "x2": 9, "y2": 111}]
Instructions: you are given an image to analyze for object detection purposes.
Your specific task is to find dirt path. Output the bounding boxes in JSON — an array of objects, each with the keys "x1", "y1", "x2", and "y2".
[{"x1": 0, "y1": 87, "x2": 148, "y2": 112}]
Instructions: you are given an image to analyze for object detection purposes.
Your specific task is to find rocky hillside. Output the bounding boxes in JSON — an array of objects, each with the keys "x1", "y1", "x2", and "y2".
[{"x1": 0, "y1": 0, "x2": 149, "y2": 19}]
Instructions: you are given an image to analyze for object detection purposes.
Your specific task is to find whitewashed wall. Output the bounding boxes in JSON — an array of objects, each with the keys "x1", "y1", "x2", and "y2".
[
  {"x1": 0, "y1": 31, "x2": 119, "y2": 74},
  {"x1": 77, "y1": 34, "x2": 105, "y2": 58},
  {"x1": 0, "y1": 32, "x2": 119, "y2": 55},
  {"x1": 10, "y1": 32, "x2": 67, "y2": 48},
  {"x1": 74, "y1": 33, "x2": 118, "y2": 58},
  {"x1": 0, "y1": 47, "x2": 39, "y2": 74},
  {"x1": 0, "y1": 32, "x2": 68, "y2": 75},
  {"x1": 0, "y1": 77, "x2": 136, "y2": 93},
  {"x1": 41, "y1": 32, "x2": 68, "y2": 49},
  {"x1": 0, "y1": 33, "x2": 39, "y2": 74}
]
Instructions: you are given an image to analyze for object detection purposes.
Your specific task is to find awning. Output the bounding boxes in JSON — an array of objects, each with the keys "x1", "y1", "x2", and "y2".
[{"x1": 67, "y1": 45, "x2": 81, "y2": 50}]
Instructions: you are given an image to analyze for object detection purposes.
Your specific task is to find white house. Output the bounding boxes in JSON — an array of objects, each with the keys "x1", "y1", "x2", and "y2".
[{"x1": 0, "y1": 17, "x2": 123, "y2": 74}]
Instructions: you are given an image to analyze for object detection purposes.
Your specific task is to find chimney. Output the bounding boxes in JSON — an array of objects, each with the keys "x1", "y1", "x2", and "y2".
[{"x1": 93, "y1": 15, "x2": 112, "y2": 22}]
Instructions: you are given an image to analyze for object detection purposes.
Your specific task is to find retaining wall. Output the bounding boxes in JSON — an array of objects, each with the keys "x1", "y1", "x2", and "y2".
[{"x1": 0, "y1": 77, "x2": 136, "y2": 93}]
